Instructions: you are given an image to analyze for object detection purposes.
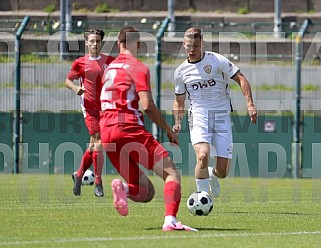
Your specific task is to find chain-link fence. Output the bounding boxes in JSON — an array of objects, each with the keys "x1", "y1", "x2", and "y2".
[{"x1": 1, "y1": 18, "x2": 321, "y2": 114}]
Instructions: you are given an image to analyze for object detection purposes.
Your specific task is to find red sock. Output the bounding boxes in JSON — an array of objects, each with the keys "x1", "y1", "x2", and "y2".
[
  {"x1": 93, "y1": 150, "x2": 104, "y2": 185},
  {"x1": 76, "y1": 149, "x2": 93, "y2": 178},
  {"x1": 164, "y1": 181, "x2": 181, "y2": 217}
]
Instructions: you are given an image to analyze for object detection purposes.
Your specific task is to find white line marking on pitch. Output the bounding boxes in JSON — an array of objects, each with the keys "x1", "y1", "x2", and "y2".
[{"x1": 1, "y1": 231, "x2": 321, "y2": 246}]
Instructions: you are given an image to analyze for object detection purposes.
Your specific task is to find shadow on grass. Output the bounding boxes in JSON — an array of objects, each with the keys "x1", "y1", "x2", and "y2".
[
  {"x1": 194, "y1": 227, "x2": 250, "y2": 231},
  {"x1": 222, "y1": 211, "x2": 316, "y2": 216},
  {"x1": 145, "y1": 227, "x2": 249, "y2": 231}
]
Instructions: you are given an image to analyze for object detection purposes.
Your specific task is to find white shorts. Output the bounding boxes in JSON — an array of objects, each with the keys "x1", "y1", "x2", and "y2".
[{"x1": 189, "y1": 113, "x2": 233, "y2": 159}]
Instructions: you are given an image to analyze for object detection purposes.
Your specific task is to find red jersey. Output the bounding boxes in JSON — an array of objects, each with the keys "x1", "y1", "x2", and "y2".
[
  {"x1": 100, "y1": 53, "x2": 151, "y2": 126},
  {"x1": 67, "y1": 54, "x2": 114, "y2": 114}
]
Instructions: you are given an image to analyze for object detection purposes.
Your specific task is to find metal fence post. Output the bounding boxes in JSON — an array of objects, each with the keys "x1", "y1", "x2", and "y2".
[
  {"x1": 155, "y1": 17, "x2": 170, "y2": 142},
  {"x1": 14, "y1": 16, "x2": 30, "y2": 174},
  {"x1": 293, "y1": 18, "x2": 312, "y2": 178}
]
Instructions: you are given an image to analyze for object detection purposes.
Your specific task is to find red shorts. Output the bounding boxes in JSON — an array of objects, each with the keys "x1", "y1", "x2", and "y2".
[
  {"x1": 84, "y1": 110, "x2": 100, "y2": 135},
  {"x1": 100, "y1": 124, "x2": 169, "y2": 184}
]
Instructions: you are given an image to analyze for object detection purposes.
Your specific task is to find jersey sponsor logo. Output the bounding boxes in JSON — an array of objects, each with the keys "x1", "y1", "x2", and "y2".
[
  {"x1": 203, "y1": 64, "x2": 212, "y2": 74},
  {"x1": 191, "y1": 78, "x2": 216, "y2": 90},
  {"x1": 101, "y1": 101, "x2": 116, "y2": 110}
]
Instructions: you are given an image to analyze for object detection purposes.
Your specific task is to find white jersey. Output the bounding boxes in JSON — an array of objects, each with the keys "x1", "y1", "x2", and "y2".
[{"x1": 174, "y1": 51, "x2": 239, "y2": 117}]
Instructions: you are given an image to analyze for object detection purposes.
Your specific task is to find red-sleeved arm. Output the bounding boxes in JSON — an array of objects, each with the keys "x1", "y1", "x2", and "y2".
[
  {"x1": 134, "y1": 63, "x2": 151, "y2": 92},
  {"x1": 67, "y1": 59, "x2": 81, "y2": 81}
]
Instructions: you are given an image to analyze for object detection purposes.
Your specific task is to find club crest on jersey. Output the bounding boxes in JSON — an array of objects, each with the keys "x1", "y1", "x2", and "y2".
[{"x1": 203, "y1": 64, "x2": 212, "y2": 74}]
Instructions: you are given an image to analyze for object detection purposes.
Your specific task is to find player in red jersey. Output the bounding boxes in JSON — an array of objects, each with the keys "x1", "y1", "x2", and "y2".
[
  {"x1": 100, "y1": 26, "x2": 197, "y2": 231},
  {"x1": 65, "y1": 29, "x2": 114, "y2": 197}
]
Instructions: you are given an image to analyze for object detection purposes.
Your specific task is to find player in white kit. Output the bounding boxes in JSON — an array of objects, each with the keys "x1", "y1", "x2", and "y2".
[{"x1": 173, "y1": 27, "x2": 257, "y2": 198}]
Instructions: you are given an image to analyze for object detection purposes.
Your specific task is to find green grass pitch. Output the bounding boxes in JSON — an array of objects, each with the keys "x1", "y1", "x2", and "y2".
[{"x1": 1, "y1": 174, "x2": 321, "y2": 248}]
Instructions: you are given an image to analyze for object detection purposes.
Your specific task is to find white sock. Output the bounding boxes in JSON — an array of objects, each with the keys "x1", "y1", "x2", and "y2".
[
  {"x1": 164, "y1": 215, "x2": 177, "y2": 225},
  {"x1": 195, "y1": 178, "x2": 210, "y2": 192},
  {"x1": 208, "y1": 166, "x2": 214, "y2": 178}
]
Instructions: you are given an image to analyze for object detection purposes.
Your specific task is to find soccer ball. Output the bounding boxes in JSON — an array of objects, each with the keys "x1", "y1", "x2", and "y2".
[
  {"x1": 73, "y1": 169, "x2": 95, "y2": 185},
  {"x1": 82, "y1": 169, "x2": 95, "y2": 185},
  {"x1": 187, "y1": 191, "x2": 213, "y2": 216}
]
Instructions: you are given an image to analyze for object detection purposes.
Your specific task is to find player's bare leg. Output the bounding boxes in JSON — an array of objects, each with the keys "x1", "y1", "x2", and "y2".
[
  {"x1": 214, "y1": 156, "x2": 231, "y2": 178},
  {"x1": 127, "y1": 174, "x2": 155, "y2": 203},
  {"x1": 208, "y1": 157, "x2": 231, "y2": 198},
  {"x1": 193, "y1": 142, "x2": 211, "y2": 193}
]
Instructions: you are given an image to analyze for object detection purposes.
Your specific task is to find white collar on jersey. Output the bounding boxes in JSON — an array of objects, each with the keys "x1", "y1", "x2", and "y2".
[
  {"x1": 187, "y1": 52, "x2": 205, "y2": 64},
  {"x1": 88, "y1": 55, "x2": 101, "y2": 60}
]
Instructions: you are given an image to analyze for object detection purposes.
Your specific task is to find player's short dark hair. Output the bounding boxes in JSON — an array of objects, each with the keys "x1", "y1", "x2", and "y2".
[
  {"x1": 184, "y1": 27, "x2": 203, "y2": 40},
  {"x1": 84, "y1": 29, "x2": 105, "y2": 41},
  {"x1": 118, "y1": 26, "x2": 140, "y2": 44}
]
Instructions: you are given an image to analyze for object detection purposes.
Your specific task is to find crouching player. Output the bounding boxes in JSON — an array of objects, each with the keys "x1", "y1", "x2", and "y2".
[{"x1": 100, "y1": 26, "x2": 197, "y2": 231}]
